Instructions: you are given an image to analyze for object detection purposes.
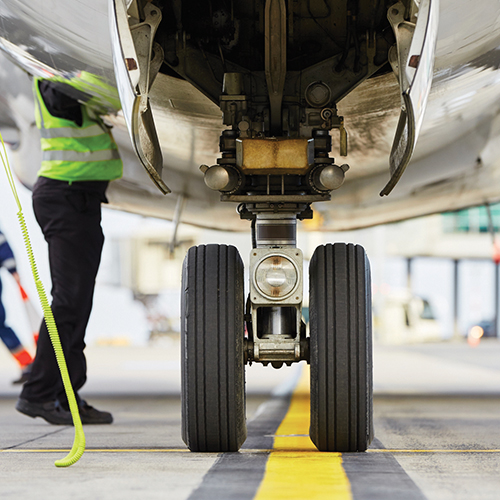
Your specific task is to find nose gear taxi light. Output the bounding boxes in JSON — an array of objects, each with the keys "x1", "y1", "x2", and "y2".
[
  {"x1": 250, "y1": 247, "x2": 303, "y2": 306},
  {"x1": 255, "y1": 255, "x2": 298, "y2": 299}
]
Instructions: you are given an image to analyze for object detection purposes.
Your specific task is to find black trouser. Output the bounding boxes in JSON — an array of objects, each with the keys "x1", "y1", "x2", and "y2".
[{"x1": 21, "y1": 177, "x2": 108, "y2": 405}]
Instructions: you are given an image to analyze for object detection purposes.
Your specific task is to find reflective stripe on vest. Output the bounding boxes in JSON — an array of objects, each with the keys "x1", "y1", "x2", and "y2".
[
  {"x1": 42, "y1": 149, "x2": 121, "y2": 162},
  {"x1": 39, "y1": 124, "x2": 104, "y2": 139}
]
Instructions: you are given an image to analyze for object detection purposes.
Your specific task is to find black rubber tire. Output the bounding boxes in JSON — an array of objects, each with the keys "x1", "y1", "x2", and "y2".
[
  {"x1": 309, "y1": 243, "x2": 374, "y2": 452},
  {"x1": 181, "y1": 244, "x2": 247, "y2": 452}
]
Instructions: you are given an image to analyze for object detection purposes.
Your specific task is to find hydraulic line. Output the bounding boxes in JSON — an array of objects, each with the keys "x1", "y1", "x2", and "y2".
[{"x1": 0, "y1": 132, "x2": 85, "y2": 467}]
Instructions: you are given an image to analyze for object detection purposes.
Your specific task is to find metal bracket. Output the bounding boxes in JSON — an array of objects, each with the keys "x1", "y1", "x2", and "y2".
[
  {"x1": 130, "y1": 4, "x2": 163, "y2": 95},
  {"x1": 387, "y1": 4, "x2": 416, "y2": 92}
]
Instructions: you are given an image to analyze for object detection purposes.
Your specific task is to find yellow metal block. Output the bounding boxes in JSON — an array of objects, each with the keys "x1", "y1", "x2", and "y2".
[{"x1": 236, "y1": 138, "x2": 312, "y2": 175}]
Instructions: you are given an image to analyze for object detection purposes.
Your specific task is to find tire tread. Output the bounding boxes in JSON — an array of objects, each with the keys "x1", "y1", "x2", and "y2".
[
  {"x1": 310, "y1": 243, "x2": 373, "y2": 452},
  {"x1": 181, "y1": 244, "x2": 246, "y2": 452}
]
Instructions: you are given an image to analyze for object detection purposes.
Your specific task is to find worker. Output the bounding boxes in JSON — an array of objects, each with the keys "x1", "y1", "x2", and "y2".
[
  {"x1": 16, "y1": 77, "x2": 123, "y2": 425},
  {"x1": 0, "y1": 228, "x2": 34, "y2": 384}
]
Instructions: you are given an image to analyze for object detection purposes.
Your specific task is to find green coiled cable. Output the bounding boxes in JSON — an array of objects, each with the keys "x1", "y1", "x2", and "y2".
[{"x1": 0, "y1": 132, "x2": 85, "y2": 467}]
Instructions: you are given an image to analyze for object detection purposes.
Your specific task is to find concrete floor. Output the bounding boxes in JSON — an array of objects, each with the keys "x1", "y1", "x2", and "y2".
[{"x1": 1, "y1": 337, "x2": 499, "y2": 499}]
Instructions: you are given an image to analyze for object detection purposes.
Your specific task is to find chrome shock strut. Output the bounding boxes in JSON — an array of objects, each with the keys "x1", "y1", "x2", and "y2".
[{"x1": 246, "y1": 206, "x2": 308, "y2": 367}]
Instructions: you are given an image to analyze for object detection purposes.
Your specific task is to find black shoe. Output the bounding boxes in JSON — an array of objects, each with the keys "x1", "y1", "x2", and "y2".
[
  {"x1": 16, "y1": 398, "x2": 73, "y2": 425},
  {"x1": 59, "y1": 398, "x2": 114, "y2": 425},
  {"x1": 79, "y1": 400, "x2": 113, "y2": 424},
  {"x1": 12, "y1": 365, "x2": 32, "y2": 385}
]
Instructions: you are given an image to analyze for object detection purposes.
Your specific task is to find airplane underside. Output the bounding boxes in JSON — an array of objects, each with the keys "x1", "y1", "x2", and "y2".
[{"x1": 1, "y1": 0, "x2": 500, "y2": 452}]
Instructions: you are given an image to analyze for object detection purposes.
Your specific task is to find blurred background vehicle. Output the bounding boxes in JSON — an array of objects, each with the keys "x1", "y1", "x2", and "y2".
[{"x1": 375, "y1": 291, "x2": 441, "y2": 344}]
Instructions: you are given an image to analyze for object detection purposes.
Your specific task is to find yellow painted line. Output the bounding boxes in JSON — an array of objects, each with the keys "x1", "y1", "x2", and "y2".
[{"x1": 254, "y1": 366, "x2": 352, "y2": 500}]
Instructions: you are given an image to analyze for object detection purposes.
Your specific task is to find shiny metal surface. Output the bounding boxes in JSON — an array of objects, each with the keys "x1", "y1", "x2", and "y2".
[
  {"x1": 1, "y1": 0, "x2": 500, "y2": 231},
  {"x1": 0, "y1": 0, "x2": 116, "y2": 104},
  {"x1": 203, "y1": 165, "x2": 239, "y2": 192},
  {"x1": 314, "y1": 164, "x2": 346, "y2": 191},
  {"x1": 259, "y1": 306, "x2": 295, "y2": 338}
]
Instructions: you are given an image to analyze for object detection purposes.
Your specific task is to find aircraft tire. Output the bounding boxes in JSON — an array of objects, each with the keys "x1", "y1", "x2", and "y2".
[
  {"x1": 309, "y1": 243, "x2": 374, "y2": 452},
  {"x1": 181, "y1": 244, "x2": 247, "y2": 452}
]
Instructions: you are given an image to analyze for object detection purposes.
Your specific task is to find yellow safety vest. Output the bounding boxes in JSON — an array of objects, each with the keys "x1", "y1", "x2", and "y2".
[{"x1": 33, "y1": 77, "x2": 123, "y2": 182}]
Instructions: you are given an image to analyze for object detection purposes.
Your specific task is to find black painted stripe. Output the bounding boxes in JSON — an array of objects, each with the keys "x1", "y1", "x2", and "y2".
[
  {"x1": 242, "y1": 397, "x2": 292, "y2": 451},
  {"x1": 187, "y1": 396, "x2": 292, "y2": 500},
  {"x1": 343, "y1": 438, "x2": 428, "y2": 500}
]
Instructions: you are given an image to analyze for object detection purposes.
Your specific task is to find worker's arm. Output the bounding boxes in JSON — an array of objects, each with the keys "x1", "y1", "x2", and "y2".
[{"x1": 37, "y1": 80, "x2": 83, "y2": 126}]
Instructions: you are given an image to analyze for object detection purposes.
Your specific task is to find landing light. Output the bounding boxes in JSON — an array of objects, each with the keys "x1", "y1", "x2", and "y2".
[{"x1": 255, "y1": 255, "x2": 298, "y2": 299}]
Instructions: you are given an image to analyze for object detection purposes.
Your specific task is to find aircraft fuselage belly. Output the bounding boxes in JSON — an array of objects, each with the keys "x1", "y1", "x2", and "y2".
[{"x1": 1, "y1": 0, "x2": 500, "y2": 230}]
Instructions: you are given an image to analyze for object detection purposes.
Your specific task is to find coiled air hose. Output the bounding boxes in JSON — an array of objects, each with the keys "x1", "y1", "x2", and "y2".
[{"x1": 0, "y1": 133, "x2": 85, "y2": 467}]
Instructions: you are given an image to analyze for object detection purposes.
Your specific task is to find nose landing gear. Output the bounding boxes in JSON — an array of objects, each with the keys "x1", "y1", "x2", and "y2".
[
  {"x1": 182, "y1": 97, "x2": 372, "y2": 451},
  {"x1": 181, "y1": 210, "x2": 373, "y2": 453}
]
